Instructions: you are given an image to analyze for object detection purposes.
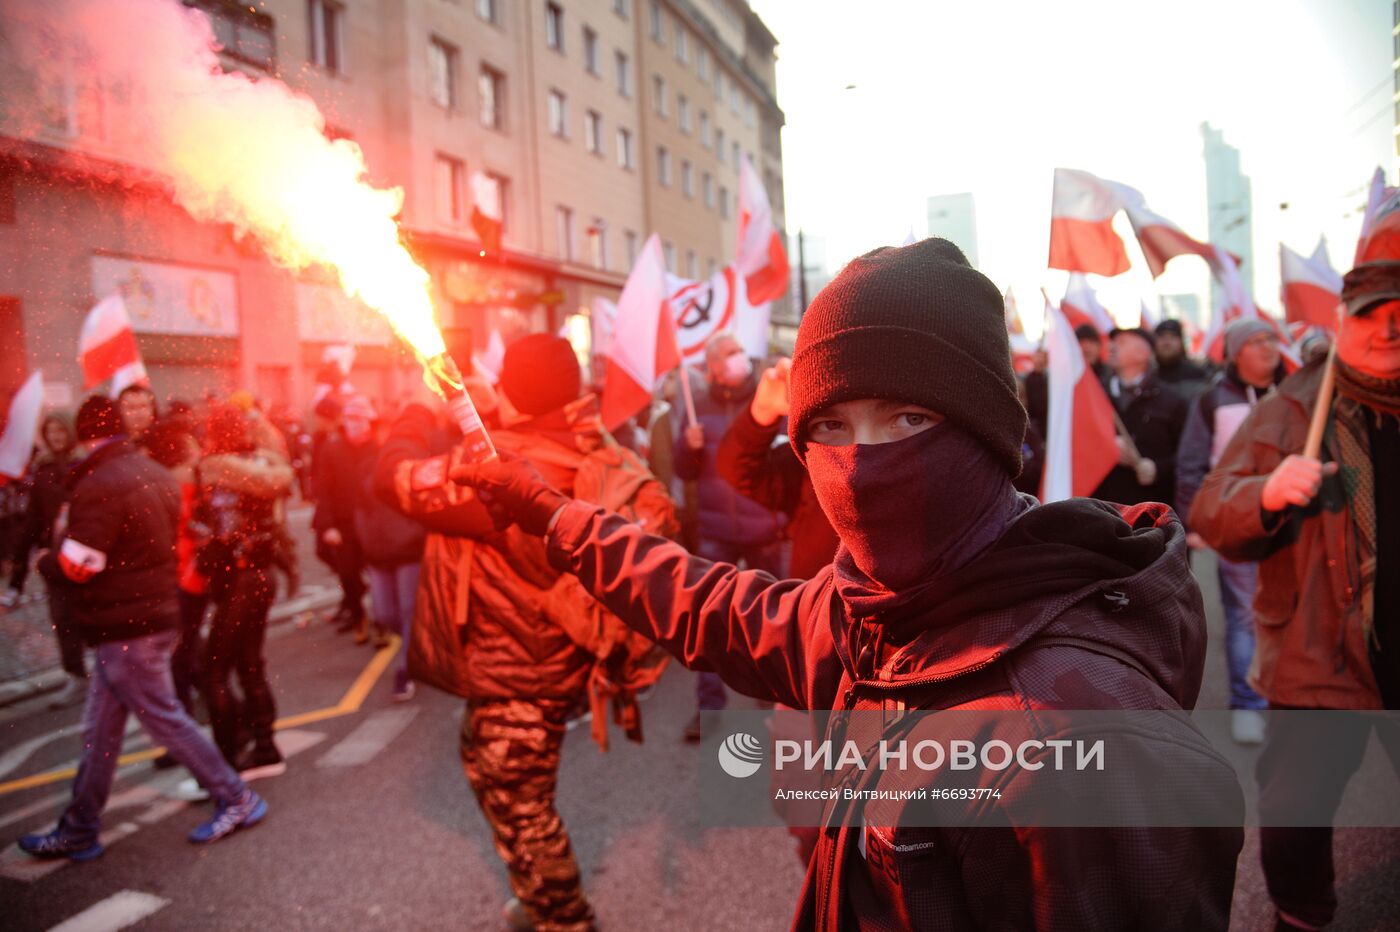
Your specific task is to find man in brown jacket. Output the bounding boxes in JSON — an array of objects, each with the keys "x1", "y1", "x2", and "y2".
[{"x1": 1191, "y1": 195, "x2": 1400, "y2": 931}]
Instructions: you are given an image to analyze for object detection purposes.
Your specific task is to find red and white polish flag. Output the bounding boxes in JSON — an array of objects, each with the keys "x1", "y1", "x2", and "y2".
[
  {"x1": 1061, "y1": 272, "x2": 1116, "y2": 336},
  {"x1": 735, "y1": 154, "x2": 790, "y2": 304},
  {"x1": 1047, "y1": 168, "x2": 1137, "y2": 277},
  {"x1": 1041, "y1": 299, "x2": 1119, "y2": 503},
  {"x1": 1004, "y1": 287, "x2": 1036, "y2": 372},
  {"x1": 1279, "y1": 239, "x2": 1342, "y2": 332},
  {"x1": 1121, "y1": 202, "x2": 1219, "y2": 278},
  {"x1": 600, "y1": 234, "x2": 681, "y2": 431},
  {"x1": 470, "y1": 171, "x2": 504, "y2": 256},
  {"x1": 0, "y1": 371, "x2": 44, "y2": 480},
  {"x1": 78, "y1": 295, "x2": 148, "y2": 393},
  {"x1": 1138, "y1": 299, "x2": 1160, "y2": 331}
]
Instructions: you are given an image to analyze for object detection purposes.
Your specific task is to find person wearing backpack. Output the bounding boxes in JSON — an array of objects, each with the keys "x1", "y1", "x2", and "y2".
[
  {"x1": 453, "y1": 240, "x2": 1244, "y2": 931},
  {"x1": 374, "y1": 334, "x2": 677, "y2": 932},
  {"x1": 345, "y1": 396, "x2": 426, "y2": 701}
]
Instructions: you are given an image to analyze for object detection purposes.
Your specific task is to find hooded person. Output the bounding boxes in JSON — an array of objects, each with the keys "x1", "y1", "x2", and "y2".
[
  {"x1": 373, "y1": 332, "x2": 677, "y2": 932},
  {"x1": 453, "y1": 238, "x2": 1244, "y2": 931}
]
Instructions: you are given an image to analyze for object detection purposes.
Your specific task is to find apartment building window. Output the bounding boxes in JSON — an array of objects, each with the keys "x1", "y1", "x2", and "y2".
[
  {"x1": 196, "y1": 1, "x2": 275, "y2": 70},
  {"x1": 476, "y1": 0, "x2": 496, "y2": 24},
  {"x1": 545, "y1": 2, "x2": 564, "y2": 51},
  {"x1": 616, "y1": 127, "x2": 635, "y2": 169},
  {"x1": 681, "y1": 160, "x2": 693, "y2": 197},
  {"x1": 702, "y1": 171, "x2": 714, "y2": 208},
  {"x1": 733, "y1": 141, "x2": 741, "y2": 168},
  {"x1": 707, "y1": 257, "x2": 718, "y2": 276},
  {"x1": 585, "y1": 109, "x2": 603, "y2": 155},
  {"x1": 656, "y1": 146, "x2": 671, "y2": 186},
  {"x1": 718, "y1": 185, "x2": 729, "y2": 219},
  {"x1": 428, "y1": 37, "x2": 458, "y2": 108},
  {"x1": 434, "y1": 154, "x2": 465, "y2": 224},
  {"x1": 699, "y1": 110, "x2": 711, "y2": 147},
  {"x1": 479, "y1": 65, "x2": 504, "y2": 129},
  {"x1": 556, "y1": 205, "x2": 574, "y2": 261},
  {"x1": 685, "y1": 250, "x2": 697, "y2": 279},
  {"x1": 674, "y1": 25, "x2": 688, "y2": 64},
  {"x1": 716, "y1": 127, "x2": 725, "y2": 164},
  {"x1": 744, "y1": 96, "x2": 756, "y2": 128},
  {"x1": 308, "y1": 0, "x2": 342, "y2": 73},
  {"x1": 729, "y1": 81, "x2": 740, "y2": 114},
  {"x1": 587, "y1": 219, "x2": 608, "y2": 269},
  {"x1": 649, "y1": 2, "x2": 663, "y2": 42},
  {"x1": 548, "y1": 89, "x2": 568, "y2": 137},
  {"x1": 625, "y1": 230, "x2": 639, "y2": 267},
  {"x1": 677, "y1": 94, "x2": 690, "y2": 133},
  {"x1": 662, "y1": 240, "x2": 676, "y2": 271},
  {"x1": 615, "y1": 51, "x2": 631, "y2": 97},
  {"x1": 715, "y1": 68, "x2": 723, "y2": 99},
  {"x1": 613, "y1": 0, "x2": 629, "y2": 19},
  {"x1": 697, "y1": 45, "x2": 709, "y2": 81},
  {"x1": 583, "y1": 27, "x2": 599, "y2": 75},
  {"x1": 652, "y1": 75, "x2": 667, "y2": 117}
]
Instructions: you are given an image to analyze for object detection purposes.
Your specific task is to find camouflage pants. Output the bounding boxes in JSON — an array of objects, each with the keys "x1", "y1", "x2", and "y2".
[{"x1": 461, "y1": 698, "x2": 596, "y2": 932}]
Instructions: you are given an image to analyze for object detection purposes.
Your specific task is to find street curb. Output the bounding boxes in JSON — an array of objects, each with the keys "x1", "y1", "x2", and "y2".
[{"x1": 0, "y1": 589, "x2": 342, "y2": 710}]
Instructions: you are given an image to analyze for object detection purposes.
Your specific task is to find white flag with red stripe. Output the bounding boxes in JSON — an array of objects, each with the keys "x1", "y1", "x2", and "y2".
[
  {"x1": 0, "y1": 371, "x2": 44, "y2": 480},
  {"x1": 1138, "y1": 299, "x2": 1160, "y2": 331},
  {"x1": 1122, "y1": 201, "x2": 1220, "y2": 278},
  {"x1": 1279, "y1": 239, "x2": 1341, "y2": 332},
  {"x1": 1061, "y1": 272, "x2": 1116, "y2": 336},
  {"x1": 1047, "y1": 169, "x2": 1138, "y2": 277},
  {"x1": 600, "y1": 235, "x2": 681, "y2": 431},
  {"x1": 1356, "y1": 167, "x2": 1396, "y2": 264},
  {"x1": 1041, "y1": 300, "x2": 1119, "y2": 503},
  {"x1": 78, "y1": 295, "x2": 148, "y2": 393},
  {"x1": 736, "y1": 155, "x2": 790, "y2": 304},
  {"x1": 1004, "y1": 287, "x2": 1035, "y2": 372}
]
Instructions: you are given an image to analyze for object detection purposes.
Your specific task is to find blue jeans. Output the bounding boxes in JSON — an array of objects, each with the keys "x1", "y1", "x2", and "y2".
[
  {"x1": 59, "y1": 629, "x2": 246, "y2": 844},
  {"x1": 367, "y1": 563, "x2": 420, "y2": 673},
  {"x1": 1217, "y1": 556, "x2": 1267, "y2": 711},
  {"x1": 693, "y1": 539, "x2": 784, "y2": 711}
]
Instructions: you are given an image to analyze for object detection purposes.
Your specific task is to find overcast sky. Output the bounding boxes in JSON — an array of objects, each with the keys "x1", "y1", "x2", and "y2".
[{"x1": 749, "y1": 0, "x2": 1392, "y2": 333}]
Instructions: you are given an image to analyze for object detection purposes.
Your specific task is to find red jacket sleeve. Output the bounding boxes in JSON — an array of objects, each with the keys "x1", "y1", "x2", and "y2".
[{"x1": 546, "y1": 500, "x2": 842, "y2": 709}]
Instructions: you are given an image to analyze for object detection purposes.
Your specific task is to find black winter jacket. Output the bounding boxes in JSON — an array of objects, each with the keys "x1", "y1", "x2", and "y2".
[{"x1": 38, "y1": 439, "x2": 179, "y2": 644}]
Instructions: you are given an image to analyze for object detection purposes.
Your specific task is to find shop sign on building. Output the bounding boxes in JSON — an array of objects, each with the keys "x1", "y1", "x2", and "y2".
[{"x1": 90, "y1": 255, "x2": 240, "y2": 336}]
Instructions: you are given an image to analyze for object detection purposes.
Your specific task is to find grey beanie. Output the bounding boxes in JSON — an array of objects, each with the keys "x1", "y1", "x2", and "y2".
[{"x1": 1223, "y1": 318, "x2": 1274, "y2": 361}]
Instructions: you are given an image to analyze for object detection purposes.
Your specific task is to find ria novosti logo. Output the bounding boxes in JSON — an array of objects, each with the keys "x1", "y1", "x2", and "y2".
[{"x1": 717, "y1": 732, "x2": 765, "y2": 778}]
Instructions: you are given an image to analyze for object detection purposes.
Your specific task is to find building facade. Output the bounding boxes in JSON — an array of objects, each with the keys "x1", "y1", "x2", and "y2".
[
  {"x1": 0, "y1": 0, "x2": 784, "y2": 409},
  {"x1": 1201, "y1": 122, "x2": 1254, "y2": 313},
  {"x1": 926, "y1": 193, "x2": 978, "y2": 268}
]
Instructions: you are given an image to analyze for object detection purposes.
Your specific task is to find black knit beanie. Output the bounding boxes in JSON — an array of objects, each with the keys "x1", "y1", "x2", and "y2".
[
  {"x1": 500, "y1": 333, "x2": 582, "y2": 417},
  {"x1": 788, "y1": 237, "x2": 1026, "y2": 476},
  {"x1": 75, "y1": 395, "x2": 122, "y2": 442}
]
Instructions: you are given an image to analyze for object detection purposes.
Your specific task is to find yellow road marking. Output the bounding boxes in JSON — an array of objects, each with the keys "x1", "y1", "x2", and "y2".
[{"x1": 0, "y1": 636, "x2": 401, "y2": 797}]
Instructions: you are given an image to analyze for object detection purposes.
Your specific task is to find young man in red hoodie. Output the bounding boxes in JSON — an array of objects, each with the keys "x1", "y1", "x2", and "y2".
[{"x1": 455, "y1": 238, "x2": 1244, "y2": 930}]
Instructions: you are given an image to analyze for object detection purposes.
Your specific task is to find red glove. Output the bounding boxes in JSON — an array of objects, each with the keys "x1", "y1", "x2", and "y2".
[{"x1": 449, "y1": 453, "x2": 571, "y2": 536}]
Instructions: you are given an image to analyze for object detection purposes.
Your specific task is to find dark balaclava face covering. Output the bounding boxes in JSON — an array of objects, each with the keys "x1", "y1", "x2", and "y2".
[{"x1": 806, "y1": 422, "x2": 1031, "y2": 619}]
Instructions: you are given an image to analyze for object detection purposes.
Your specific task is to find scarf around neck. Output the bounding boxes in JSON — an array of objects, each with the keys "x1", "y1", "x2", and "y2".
[{"x1": 805, "y1": 424, "x2": 1031, "y2": 619}]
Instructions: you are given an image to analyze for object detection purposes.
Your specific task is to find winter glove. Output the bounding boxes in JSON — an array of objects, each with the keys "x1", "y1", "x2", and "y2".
[{"x1": 449, "y1": 453, "x2": 571, "y2": 536}]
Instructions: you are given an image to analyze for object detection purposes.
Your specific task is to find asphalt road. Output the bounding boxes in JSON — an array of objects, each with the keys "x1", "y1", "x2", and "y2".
[{"x1": 0, "y1": 548, "x2": 1395, "y2": 930}]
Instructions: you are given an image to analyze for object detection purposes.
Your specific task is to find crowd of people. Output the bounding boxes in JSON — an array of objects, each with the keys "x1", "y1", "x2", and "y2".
[{"x1": 2, "y1": 218, "x2": 1396, "y2": 931}]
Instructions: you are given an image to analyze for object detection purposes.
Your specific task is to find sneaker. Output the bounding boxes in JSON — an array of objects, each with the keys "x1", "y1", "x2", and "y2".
[
  {"x1": 502, "y1": 897, "x2": 535, "y2": 931},
  {"x1": 47, "y1": 675, "x2": 88, "y2": 710},
  {"x1": 1231, "y1": 709, "x2": 1267, "y2": 745},
  {"x1": 18, "y1": 829, "x2": 104, "y2": 862},
  {"x1": 188, "y1": 790, "x2": 267, "y2": 844},
  {"x1": 0, "y1": 588, "x2": 20, "y2": 609},
  {"x1": 172, "y1": 777, "x2": 211, "y2": 802},
  {"x1": 391, "y1": 669, "x2": 415, "y2": 703},
  {"x1": 235, "y1": 744, "x2": 286, "y2": 781}
]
